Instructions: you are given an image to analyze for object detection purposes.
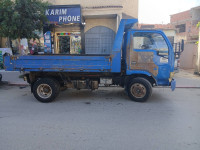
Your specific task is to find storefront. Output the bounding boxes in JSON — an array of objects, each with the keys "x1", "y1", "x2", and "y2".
[
  {"x1": 44, "y1": 5, "x2": 83, "y2": 54},
  {"x1": 44, "y1": 2, "x2": 138, "y2": 55},
  {"x1": 1, "y1": 1, "x2": 138, "y2": 55}
]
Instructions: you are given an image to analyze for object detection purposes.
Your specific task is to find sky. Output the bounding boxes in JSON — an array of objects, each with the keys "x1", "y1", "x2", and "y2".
[{"x1": 139, "y1": 0, "x2": 200, "y2": 24}]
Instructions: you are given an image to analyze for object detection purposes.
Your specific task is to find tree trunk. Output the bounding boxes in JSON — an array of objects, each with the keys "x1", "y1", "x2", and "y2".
[
  {"x1": 18, "y1": 38, "x2": 21, "y2": 55},
  {"x1": 6, "y1": 37, "x2": 11, "y2": 48}
]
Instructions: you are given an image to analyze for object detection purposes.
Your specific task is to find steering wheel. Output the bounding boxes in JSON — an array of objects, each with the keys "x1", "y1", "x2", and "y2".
[{"x1": 141, "y1": 44, "x2": 149, "y2": 49}]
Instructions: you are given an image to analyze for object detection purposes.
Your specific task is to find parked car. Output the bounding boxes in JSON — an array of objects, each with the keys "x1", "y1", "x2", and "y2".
[
  {"x1": 0, "y1": 48, "x2": 13, "y2": 82},
  {"x1": 0, "y1": 48, "x2": 13, "y2": 56}
]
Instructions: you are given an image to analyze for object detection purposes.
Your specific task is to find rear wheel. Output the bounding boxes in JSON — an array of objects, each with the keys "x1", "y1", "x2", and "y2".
[
  {"x1": 127, "y1": 77, "x2": 152, "y2": 102},
  {"x1": 33, "y1": 78, "x2": 60, "y2": 103}
]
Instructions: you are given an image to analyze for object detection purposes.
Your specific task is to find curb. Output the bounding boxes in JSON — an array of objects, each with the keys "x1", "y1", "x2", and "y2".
[
  {"x1": 8, "y1": 83, "x2": 29, "y2": 86},
  {"x1": 176, "y1": 86, "x2": 200, "y2": 88},
  {"x1": 0, "y1": 81, "x2": 29, "y2": 86},
  {"x1": 0, "y1": 70, "x2": 19, "y2": 73},
  {"x1": 150, "y1": 86, "x2": 200, "y2": 89}
]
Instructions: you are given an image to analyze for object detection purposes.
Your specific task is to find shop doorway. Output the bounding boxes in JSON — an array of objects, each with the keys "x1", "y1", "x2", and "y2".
[{"x1": 58, "y1": 36, "x2": 70, "y2": 54}]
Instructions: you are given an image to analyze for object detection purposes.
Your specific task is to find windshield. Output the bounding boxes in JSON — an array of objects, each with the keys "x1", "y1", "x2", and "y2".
[{"x1": 133, "y1": 32, "x2": 169, "y2": 56}]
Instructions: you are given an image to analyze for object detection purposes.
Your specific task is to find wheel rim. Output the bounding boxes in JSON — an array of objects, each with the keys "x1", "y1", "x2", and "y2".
[
  {"x1": 37, "y1": 84, "x2": 52, "y2": 99},
  {"x1": 130, "y1": 83, "x2": 147, "y2": 98}
]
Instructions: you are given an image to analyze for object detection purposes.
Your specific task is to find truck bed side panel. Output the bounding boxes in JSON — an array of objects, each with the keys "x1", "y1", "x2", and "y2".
[{"x1": 5, "y1": 55, "x2": 112, "y2": 72}]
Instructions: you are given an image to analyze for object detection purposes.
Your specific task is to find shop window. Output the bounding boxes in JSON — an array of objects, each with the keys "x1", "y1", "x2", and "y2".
[
  {"x1": 57, "y1": 32, "x2": 81, "y2": 54},
  {"x1": 71, "y1": 34, "x2": 81, "y2": 54}
]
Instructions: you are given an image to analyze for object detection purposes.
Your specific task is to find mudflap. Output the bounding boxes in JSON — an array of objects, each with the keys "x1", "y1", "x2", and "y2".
[{"x1": 171, "y1": 79, "x2": 176, "y2": 91}]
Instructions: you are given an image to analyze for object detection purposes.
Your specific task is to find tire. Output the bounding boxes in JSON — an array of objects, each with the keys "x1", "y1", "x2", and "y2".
[
  {"x1": 0, "y1": 74, "x2": 2, "y2": 82},
  {"x1": 52, "y1": 78, "x2": 61, "y2": 96},
  {"x1": 127, "y1": 77, "x2": 152, "y2": 102},
  {"x1": 33, "y1": 78, "x2": 60, "y2": 103}
]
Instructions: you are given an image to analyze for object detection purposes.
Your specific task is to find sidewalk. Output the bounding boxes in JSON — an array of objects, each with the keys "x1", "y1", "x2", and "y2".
[
  {"x1": 0, "y1": 70, "x2": 28, "y2": 85},
  {"x1": 175, "y1": 69, "x2": 200, "y2": 88}
]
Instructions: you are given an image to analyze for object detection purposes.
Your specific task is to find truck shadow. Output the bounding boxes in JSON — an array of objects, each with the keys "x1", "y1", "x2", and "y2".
[
  {"x1": 56, "y1": 87, "x2": 166, "y2": 103},
  {"x1": 57, "y1": 87, "x2": 129, "y2": 102}
]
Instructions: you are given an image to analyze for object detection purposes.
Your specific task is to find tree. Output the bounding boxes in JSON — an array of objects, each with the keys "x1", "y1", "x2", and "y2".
[
  {"x1": 0, "y1": 0, "x2": 49, "y2": 54},
  {"x1": 197, "y1": 22, "x2": 200, "y2": 28},
  {"x1": 0, "y1": 0, "x2": 16, "y2": 47},
  {"x1": 196, "y1": 21, "x2": 200, "y2": 73},
  {"x1": 197, "y1": 22, "x2": 200, "y2": 45}
]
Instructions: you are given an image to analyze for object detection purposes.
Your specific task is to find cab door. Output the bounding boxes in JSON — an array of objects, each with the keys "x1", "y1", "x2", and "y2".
[{"x1": 127, "y1": 31, "x2": 172, "y2": 86}]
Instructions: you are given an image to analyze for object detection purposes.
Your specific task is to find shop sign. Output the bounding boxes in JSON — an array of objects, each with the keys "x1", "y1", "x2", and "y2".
[{"x1": 46, "y1": 5, "x2": 81, "y2": 24}]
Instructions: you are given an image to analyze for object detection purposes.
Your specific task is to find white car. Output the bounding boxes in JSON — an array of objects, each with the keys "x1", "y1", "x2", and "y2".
[
  {"x1": 0, "y1": 48, "x2": 13, "y2": 81},
  {"x1": 0, "y1": 48, "x2": 13, "y2": 56}
]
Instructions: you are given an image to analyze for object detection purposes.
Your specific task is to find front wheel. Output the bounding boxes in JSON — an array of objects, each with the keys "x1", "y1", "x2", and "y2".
[
  {"x1": 127, "y1": 77, "x2": 152, "y2": 102},
  {"x1": 0, "y1": 74, "x2": 2, "y2": 82},
  {"x1": 33, "y1": 78, "x2": 60, "y2": 103}
]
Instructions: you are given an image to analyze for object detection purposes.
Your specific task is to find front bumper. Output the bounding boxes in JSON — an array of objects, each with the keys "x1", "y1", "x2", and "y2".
[
  {"x1": 170, "y1": 79, "x2": 176, "y2": 91},
  {"x1": 169, "y1": 72, "x2": 176, "y2": 91}
]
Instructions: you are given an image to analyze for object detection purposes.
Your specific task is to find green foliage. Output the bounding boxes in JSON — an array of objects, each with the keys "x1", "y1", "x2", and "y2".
[
  {"x1": 196, "y1": 21, "x2": 200, "y2": 46},
  {"x1": 0, "y1": 0, "x2": 49, "y2": 40},
  {"x1": 0, "y1": 0, "x2": 15, "y2": 39},
  {"x1": 197, "y1": 22, "x2": 200, "y2": 28}
]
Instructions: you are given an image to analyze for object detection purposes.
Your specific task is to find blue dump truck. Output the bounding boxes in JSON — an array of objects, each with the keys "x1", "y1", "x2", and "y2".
[{"x1": 4, "y1": 19, "x2": 176, "y2": 103}]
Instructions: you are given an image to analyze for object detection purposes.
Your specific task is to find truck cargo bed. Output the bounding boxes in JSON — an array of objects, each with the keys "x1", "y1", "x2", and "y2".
[{"x1": 4, "y1": 55, "x2": 112, "y2": 72}]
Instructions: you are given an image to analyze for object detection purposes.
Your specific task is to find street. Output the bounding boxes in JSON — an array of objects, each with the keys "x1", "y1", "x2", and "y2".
[{"x1": 0, "y1": 79, "x2": 200, "y2": 150}]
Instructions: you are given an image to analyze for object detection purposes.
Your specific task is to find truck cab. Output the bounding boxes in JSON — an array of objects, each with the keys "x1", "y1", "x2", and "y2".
[{"x1": 123, "y1": 30, "x2": 174, "y2": 86}]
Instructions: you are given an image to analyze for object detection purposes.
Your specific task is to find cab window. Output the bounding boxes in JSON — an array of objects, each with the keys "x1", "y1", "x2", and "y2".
[{"x1": 132, "y1": 32, "x2": 169, "y2": 56}]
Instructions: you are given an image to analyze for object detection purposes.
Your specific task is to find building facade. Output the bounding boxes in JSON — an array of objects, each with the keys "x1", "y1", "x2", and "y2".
[
  {"x1": 170, "y1": 7, "x2": 200, "y2": 43},
  {"x1": 138, "y1": 24, "x2": 176, "y2": 45},
  {"x1": 170, "y1": 6, "x2": 200, "y2": 69},
  {"x1": 44, "y1": 0, "x2": 138, "y2": 54}
]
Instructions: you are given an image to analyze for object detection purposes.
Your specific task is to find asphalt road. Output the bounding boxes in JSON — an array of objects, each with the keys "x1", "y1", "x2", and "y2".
[{"x1": 0, "y1": 85, "x2": 200, "y2": 150}]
